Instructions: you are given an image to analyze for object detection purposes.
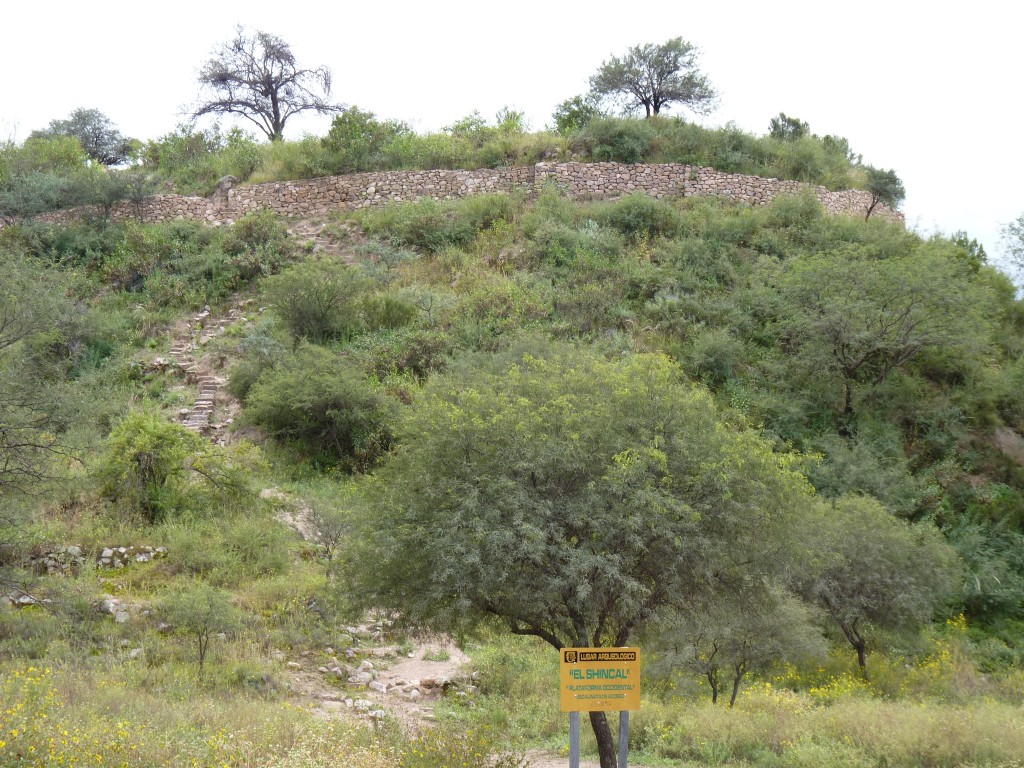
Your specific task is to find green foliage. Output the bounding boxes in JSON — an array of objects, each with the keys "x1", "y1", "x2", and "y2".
[
  {"x1": 264, "y1": 262, "x2": 369, "y2": 343},
  {"x1": 864, "y1": 165, "x2": 906, "y2": 217},
  {"x1": 552, "y1": 95, "x2": 603, "y2": 135},
  {"x1": 321, "y1": 106, "x2": 411, "y2": 173},
  {"x1": 31, "y1": 107, "x2": 136, "y2": 166},
  {"x1": 588, "y1": 37, "x2": 717, "y2": 117},
  {"x1": 243, "y1": 344, "x2": 394, "y2": 470},
  {"x1": 221, "y1": 209, "x2": 295, "y2": 281},
  {"x1": 797, "y1": 495, "x2": 960, "y2": 677},
  {"x1": 353, "y1": 341, "x2": 816, "y2": 648},
  {"x1": 142, "y1": 125, "x2": 263, "y2": 195},
  {"x1": 573, "y1": 117, "x2": 656, "y2": 163},
  {"x1": 161, "y1": 579, "x2": 243, "y2": 673},
  {"x1": 96, "y1": 410, "x2": 257, "y2": 522},
  {"x1": 358, "y1": 193, "x2": 519, "y2": 252},
  {"x1": 589, "y1": 192, "x2": 680, "y2": 241},
  {"x1": 768, "y1": 112, "x2": 810, "y2": 141}
]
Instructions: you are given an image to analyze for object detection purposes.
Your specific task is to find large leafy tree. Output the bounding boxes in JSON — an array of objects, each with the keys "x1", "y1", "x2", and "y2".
[
  {"x1": 774, "y1": 245, "x2": 990, "y2": 430},
  {"x1": 30, "y1": 108, "x2": 135, "y2": 166},
  {"x1": 588, "y1": 37, "x2": 717, "y2": 118},
  {"x1": 796, "y1": 495, "x2": 959, "y2": 679},
  {"x1": 191, "y1": 26, "x2": 344, "y2": 142},
  {"x1": 352, "y1": 342, "x2": 816, "y2": 768}
]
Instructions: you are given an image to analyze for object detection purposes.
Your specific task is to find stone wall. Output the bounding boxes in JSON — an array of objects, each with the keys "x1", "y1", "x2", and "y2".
[{"x1": 27, "y1": 162, "x2": 903, "y2": 227}]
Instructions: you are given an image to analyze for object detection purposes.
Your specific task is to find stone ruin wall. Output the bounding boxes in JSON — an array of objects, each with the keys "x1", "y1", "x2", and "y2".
[{"x1": 29, "y1": 162, "x2": 903, "y2": 227}]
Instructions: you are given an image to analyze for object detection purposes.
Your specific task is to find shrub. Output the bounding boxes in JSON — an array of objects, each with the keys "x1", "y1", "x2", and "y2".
[
  {"x1": 264, "y1": 263, "x2": 370, "y2": 343},
  {"x1": 359, "y1": 194, "x2": 518, "y2": 253},
  {"x1": 243, "y1": 344, "x2": 394, "y2": 470},
  {"x1": 589, "y1": 192, "x2": 681, "y2": 241},
  {"x1": 573, "y1": 117, "x2": 656, "y2": 163},
  {"x1": 221, "y1": 209, "x2": 295, "y2": 282}
]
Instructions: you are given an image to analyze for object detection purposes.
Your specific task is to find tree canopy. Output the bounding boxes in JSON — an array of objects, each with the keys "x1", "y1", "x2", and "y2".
[
  {"x1": 30, "y1": 108, "x2": 135, "y2": 166},
  {"x1": 588, "y1": 38, "x2": 717, "y2": 118},
  {"x1": 353, "y1": 341, "x2": 817, "y2": 768},
  {"x1": 192, "y1": 26, "x2": 343, "y2": 142}
]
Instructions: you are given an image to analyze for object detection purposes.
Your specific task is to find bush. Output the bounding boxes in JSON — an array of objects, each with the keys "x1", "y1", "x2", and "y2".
[
  {"x1": 264, "y1": 263, "x2": 370, "y2": 343},
  {"x1": 359, "y1": 194, "x2": 519, "y2": 253},
  {"x1": 243, "y1": 344, "x2": 394, "y2": 470},
  {"x1": 589, "y1": 192, "x2": 681, "y2": 241},
  {"x1": 573, "y1": 117, "x2": 656, "y2": 164}
]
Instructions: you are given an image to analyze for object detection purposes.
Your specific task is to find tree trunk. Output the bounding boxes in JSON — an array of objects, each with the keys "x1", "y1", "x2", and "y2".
[
  {"x1": 707, "y1": 670, "x2": 719, "y2": 704},
  {"x1": 729, "y1": 666, "x2": 746, "y2": 708},
  {"x1": 589, "y1": 710, "x2": 618, "y2": 768},
  {"x1": 855, "y1": 637, "x2": 869, "y2": 680}
]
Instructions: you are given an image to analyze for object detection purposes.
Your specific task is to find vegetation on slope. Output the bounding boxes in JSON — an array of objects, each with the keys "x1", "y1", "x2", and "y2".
[{"x1": 1, "y1": 187, "x2": 1023, "y2": 767}]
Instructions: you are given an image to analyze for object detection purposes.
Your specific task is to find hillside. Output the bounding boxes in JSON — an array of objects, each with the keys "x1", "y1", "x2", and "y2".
[{"x1": 1, "y1": 182, "x2": 1023, "y2": 768}]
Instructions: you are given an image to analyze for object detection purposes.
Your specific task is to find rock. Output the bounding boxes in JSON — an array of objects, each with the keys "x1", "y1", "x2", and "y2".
[
  {"x1": 353, "y1": 699, "x2": 372, "y2": 712},
  {"x1": 348, "y1": 672, "x2": 373, "y2": 685},
  {"x1": 345, "y1": 698, "x2": 354, "y2": 708},
  {"x1": 128, "y1": 648, "x2": 144, "y2": 660},
  {"x1": 101, "y1": 548, "x2": 114, "y2": 559},
  {"x1": 15, "y1": 595, "x2": 38, "y2": 607},
  {"x1": 318, "y1": 666, "x2": 330, "y2": 675},
  {"x1": 420, "y1": 677, "x2": 436, "y2": 689},
  {"x1": 286, "y1": 662, "x2": 301, "y2": 670},
  {"x1": 114, "y1": 610, "x2": 129, "y2": 624},
  {"x1": 358, "y1": 660, "x2": 375, "y2": 672},
  {"x1": 67, "y1": 545, "x2": 82, "y2": 557},
  {"x1": 157, "y1": 622, "x2": 174, "y2": 634},
  {"x1": 98, "y1": 596, "x2": 119, "y2": 614},
  {"x1": 409, "y1": 688, "x2": 421, "y2": 700},
  {"x1": 368, "y1": 680, "x2": 388, "y2": 693},
  {"x1": 369, "y1": 710, "x2": 387, "y2": 720}
]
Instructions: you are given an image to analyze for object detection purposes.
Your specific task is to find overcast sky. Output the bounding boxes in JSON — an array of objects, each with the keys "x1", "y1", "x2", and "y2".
[{"x1": 4, "y1": 0, "x2": 1021, "y2": 277}]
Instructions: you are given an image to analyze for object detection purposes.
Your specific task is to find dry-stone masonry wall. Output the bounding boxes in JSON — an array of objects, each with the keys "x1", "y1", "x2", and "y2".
[{"x1": 31, "y1": 162, "x2": 903, "y2": 227}]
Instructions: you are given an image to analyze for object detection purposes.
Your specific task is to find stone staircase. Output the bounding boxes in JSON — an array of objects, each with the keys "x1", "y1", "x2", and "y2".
[{"x1": 168, "y1": 304, "x2": 249, "y2": 444}]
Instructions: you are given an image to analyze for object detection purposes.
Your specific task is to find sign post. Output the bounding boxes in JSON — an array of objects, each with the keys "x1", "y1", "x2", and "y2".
[{"x1": 560, "y1": 648, "x2": 641, "y2": 768}]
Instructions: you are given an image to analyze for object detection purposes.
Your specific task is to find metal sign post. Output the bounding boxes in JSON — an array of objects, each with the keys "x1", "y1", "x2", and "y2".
[
  {"x1": 560, "y1": 648, "x2": 641, "y2": 768},
  {"x1": 569, "y1": 711, "x2": 581, "y2": 768}
]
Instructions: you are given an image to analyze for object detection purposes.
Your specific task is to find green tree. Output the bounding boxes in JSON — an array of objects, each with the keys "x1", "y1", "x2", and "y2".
[
  {"x1": 161, "y1": 579, "x2": 242, "y2": 674},
  {"x1": 768, "y1": 112, "x2": 810, "y2": 141},
  {"x1": 30, "y1": 108, "x2": 135, "y2": 166},
  {"x1": 192, "y1": 26, "x2": 344, "y2": 142},
  {"x1": 588, "y1": 38, "x2": 717, "y2": 118},
  {"x1": 321, "y1": 106, "x2": 410, "y2": 173},
  {"x1": 797, "y1": 495, "x2": 959, "y2": 678},
  {"x1": 651, "y1": 586, "x2": 825, "y2": 706},
  {"x1": 775, "y1": 246, "x2": 990, "y2": 429},
  {"x1": 864, "y1": 166, "x2": 905, "y2": 219},
  {"x1": 0, "y1": 253, "x2": 75, "y2": 497},
  {"x1": 352, "y1": 343, "x2": 816, "y2": 768},
  {"x1": 552, "y1": 95, "x2": 603, "y2": 135}
]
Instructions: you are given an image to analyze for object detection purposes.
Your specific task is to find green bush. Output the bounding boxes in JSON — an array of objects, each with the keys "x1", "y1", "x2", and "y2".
[
  {"x1": 574, "y1": 117, "x2": 656, "y2": 164},
  {"x1": 589, "y1": 192, "x2": 681, "y2": 241},
  {"x1": 359, "y1": 194, "x2": 519, "y2": 253},
  {"x1": 243, "y1": 344, "x2": 394, "y2": 470},
  {"x1": 264, "y1": 263, "x2": 369, "y2": 343}
]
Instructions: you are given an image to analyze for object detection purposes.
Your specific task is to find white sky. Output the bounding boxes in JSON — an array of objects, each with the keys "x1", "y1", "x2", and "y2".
[{"x1": 3, "y1": 0, "x2": 1022, "y2": 276}]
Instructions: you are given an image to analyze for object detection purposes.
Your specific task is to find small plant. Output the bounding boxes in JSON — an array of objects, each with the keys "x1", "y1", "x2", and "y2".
[{"x1": 422, "y1": 648, "x2": 451, "y2": 662}]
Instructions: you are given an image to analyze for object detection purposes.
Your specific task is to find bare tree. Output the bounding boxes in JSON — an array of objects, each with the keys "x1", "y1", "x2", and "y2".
[{"x1": 191, "y1": 27, "x2": 344, "y2": 141}]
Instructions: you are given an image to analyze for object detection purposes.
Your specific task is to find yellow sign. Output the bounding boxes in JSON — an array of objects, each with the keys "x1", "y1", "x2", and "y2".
[{"x1": 559, "y1": 647, "x2": 641, "y2": 712}]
